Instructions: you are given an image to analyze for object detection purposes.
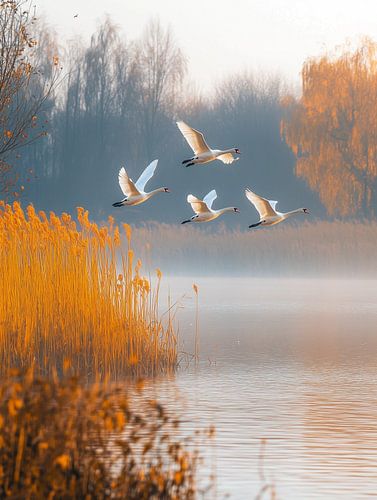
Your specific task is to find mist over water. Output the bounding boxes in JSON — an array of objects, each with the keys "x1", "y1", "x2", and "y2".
[
  {"x1": 143, "y1": 277, "x2": 377, "y2": 498},
  {"x1": 130, "y1": 219, "x2": 377, "y2": 278}
]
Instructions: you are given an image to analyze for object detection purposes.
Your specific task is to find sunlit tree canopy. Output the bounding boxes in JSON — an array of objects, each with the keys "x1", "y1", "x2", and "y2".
[{"x1": 281, "y1": 38, "x2": 377, "y2": 217}]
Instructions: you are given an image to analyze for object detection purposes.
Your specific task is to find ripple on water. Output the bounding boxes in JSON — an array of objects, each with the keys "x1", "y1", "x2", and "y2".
[{"x1": 146, "y1": 278, "x2": 377, "y2": 499}]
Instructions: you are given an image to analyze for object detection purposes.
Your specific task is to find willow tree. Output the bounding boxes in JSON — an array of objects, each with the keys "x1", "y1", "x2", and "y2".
[{"x1": 281, "y1": 39, "x2": 377, "y2": 217}]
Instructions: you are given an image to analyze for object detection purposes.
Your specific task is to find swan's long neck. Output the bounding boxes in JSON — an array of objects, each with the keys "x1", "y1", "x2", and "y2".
[
  {"x1": 282, "y1": 208, "x2": 303, "y2": 219},
  {"x1": 146, "y1": 187, "x2": 165, "y2": 197},
  {"x1": 218, "y1": 148, "x2": 235, "y2": 155},
  {"x1": 216, "y1": 207, "x2": 235, "y2": 216}
]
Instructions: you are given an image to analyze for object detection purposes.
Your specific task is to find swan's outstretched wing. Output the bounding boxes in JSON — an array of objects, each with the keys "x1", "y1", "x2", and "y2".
[
  {"x1": 187, "y1": 194, "x2": 211, "y2": 214},
  {"x1": 176, "y1": 121, "x2": 211, "y2": 155},
  {"x1": 135, "y1": 159, "x2": 158, "y2": 192},
  {"x1": 245, "y1": 188, "x2": 278, "y2": 218},
  {"x1": 203, "y1": 189, "x2": 217, "y2": 210},
  {"x1": 269, "y1": 200, "x2": 278, "y2": 211},
  {"x1": 118, "y1": 167, "x2": 139, "y2": 196},
  {"x1": 218, "y1": 153, "x2": 239, "y2": 164}
]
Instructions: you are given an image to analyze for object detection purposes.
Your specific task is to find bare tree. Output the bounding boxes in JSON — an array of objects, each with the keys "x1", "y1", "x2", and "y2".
[
  {"x1": 0, "y1": 0, "x2": 60, "y2": 194},
  {"x1": 83, "y1": 18, "x2": 119, "y2": 163},
  {"x1": 113, "y1": 40, "x2": 141, "y2": 162},
  {"x1": 137, "y1": 19, "x2": 186, "y2": 158}
]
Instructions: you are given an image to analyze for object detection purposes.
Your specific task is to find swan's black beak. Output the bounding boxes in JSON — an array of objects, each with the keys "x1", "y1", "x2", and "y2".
[
  {"x1": 164, "y1": 188, "x2": 170, "y2": 193},
  {"x1": 303, "y1": 208, "x2": 309, "y2": 214},
  {"x1": 234, "y1": 208, "x2": 240, "y2": 213},
  {"x1": 235, "y1": 148, "x2": 241, "y2": 155}
]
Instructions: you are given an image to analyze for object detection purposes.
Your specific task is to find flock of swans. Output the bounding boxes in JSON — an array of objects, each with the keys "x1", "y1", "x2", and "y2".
[{"x1": 112, "y1": 121, "x2": 309, "y2": 227}]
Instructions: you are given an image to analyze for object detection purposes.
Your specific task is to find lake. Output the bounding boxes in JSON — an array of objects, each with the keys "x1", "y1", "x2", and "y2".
[{"x1": 144, "y1": 277, "x2": 377, "y2": 498}]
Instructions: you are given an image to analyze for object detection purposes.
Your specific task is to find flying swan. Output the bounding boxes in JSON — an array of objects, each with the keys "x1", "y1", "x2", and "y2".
[
  {"x1": 245, "y1": 188, "x2": 309, "y2": 227},
  {"x1": 176, "y1": 121, "x2": 240, "y2": 167},
  {"x1": 112, "y1": 159, "x2": 169, "y2": 207},
  {"x1": 181, "y1": 189, "x2": 239, "y2": 224}
]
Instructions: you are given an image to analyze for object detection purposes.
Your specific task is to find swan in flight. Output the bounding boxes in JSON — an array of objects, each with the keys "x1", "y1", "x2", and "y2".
[
  {"x1": 176, "y1": 121, "x2": 240, "y2": 167},
  {"x1": 245, "y1": 188, "x2": 309, "y2": 227},
  {"x1": 112, "y1": 159, "x2": 169, "y2": 207},
  {"x1": 181, "y1": 189, "x2": 239, "y2": 224}
]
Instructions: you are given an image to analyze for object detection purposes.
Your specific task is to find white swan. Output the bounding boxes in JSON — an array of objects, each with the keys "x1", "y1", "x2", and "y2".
[
  {"x1": 112, "y1": 159, "x2": 169, "y2": 207},
  {"x1": 176, "y1": 121, "x2": 240, "y2": 167},
  {"x1": 245, "y1": 188, "x2": 309, "y2": 227},
  {"x1": 181, "y1": 189, "x2": 239, "y2": 224}
]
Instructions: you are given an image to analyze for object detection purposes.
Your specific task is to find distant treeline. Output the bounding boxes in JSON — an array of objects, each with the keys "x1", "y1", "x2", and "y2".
[
  {"x1": 20, "y1": 17, "x2": 319, "y2": 225},
  {"x1": 128, "y1": 220, "x2": 377, "y2": 277},
  {"x1": 11, "y1": 16, "x2": 377, "y2": 223}
]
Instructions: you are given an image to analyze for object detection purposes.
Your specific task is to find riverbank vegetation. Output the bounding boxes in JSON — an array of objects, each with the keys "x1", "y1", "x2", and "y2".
[
  {"x1": 0, "y1": 202, "x2": 177, "y2": 378},
  {"x1": 0, "y1": 369, "x2": 202, "y2": 499}
]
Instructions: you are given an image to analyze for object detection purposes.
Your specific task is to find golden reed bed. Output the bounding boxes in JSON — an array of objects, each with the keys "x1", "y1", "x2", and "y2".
[{"x1": 0, "y1": 202, "x2": 177, "y2": 378}]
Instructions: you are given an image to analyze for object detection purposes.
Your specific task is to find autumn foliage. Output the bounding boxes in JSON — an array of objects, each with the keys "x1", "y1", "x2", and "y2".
[
  {"x1": 0, "y1": 370, "x2": 200, "y2": 498},
  {"x1": 0, "y1": 202, "x2": 176, "y2": 377},
  {"x1": 281, "y1": 39, "x2": 377, "y2": 217}
]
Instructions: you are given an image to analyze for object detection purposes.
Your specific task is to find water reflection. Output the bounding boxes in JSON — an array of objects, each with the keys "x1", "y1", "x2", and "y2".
[{"x1": 145, "y1": 278, "x2": 377, "y2": 498}]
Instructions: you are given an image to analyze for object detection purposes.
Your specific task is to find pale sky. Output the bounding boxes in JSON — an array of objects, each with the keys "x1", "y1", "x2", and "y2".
[{"x1": 37, "y1": 0, "x2": 377, "y2": 93}]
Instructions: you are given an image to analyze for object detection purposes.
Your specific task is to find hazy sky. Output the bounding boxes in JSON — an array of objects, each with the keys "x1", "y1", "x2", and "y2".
[{"x1": 37, "y1": 0, "x2": 377, "y2": 92}]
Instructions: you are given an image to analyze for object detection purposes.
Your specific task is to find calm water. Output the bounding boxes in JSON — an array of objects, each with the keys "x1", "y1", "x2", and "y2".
[{"x1": 147, "y1": 278, "x2": 377, "y2": 499}]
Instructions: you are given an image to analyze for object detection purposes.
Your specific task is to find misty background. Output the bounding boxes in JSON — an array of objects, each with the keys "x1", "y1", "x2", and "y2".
[
  {"x1": 4, "y1": 9, "x2": 377, "y2": 277},
  {"x1": 19, "y1": 17, "x2": 320, "y2": 227}
]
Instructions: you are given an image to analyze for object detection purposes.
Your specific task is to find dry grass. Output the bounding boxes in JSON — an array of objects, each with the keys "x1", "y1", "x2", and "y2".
[
  {"x1": 0, "y1": 369, "x2": 203, "y2": 499},
  {"x1": 0, "y1": 202, "x2": 176, "y2": 378},
  {"x1": 130, "y1": 220, "x2": 377, "y2": 277}
]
